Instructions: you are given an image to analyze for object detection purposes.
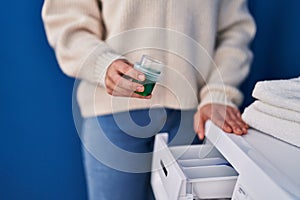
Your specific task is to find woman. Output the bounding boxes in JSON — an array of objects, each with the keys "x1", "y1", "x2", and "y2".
[{"x1": 42, "y1": 0, "x2": 255, "y2": 199}]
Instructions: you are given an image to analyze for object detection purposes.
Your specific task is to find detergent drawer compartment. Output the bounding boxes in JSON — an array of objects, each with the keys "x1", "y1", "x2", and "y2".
[
  {"x1": 181, "y1": 165, "x2": 238, "y2": 199},
  {"x1": 151, "y1": 134, "x2": 238, "y2": 200}
]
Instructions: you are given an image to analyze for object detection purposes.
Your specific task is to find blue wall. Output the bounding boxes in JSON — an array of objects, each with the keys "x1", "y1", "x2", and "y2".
[
  {"x1": 241, "y1": 0, "x2": 300, "y2": 108},
  {"x1": 0, "y1": 0, "x2": 299, "y2": 199},
  {"x1": 0, "y1": 1, "x2": 87, "y2": 199}
]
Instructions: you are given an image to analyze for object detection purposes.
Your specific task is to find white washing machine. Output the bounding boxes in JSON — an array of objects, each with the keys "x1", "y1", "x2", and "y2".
[{"x1": 151, "y1": 121, "x2": 300, "y2": 200}]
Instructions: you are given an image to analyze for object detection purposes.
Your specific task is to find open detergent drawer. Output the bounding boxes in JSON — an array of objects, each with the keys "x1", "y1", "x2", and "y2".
[{"x1": 151, "y1": 133, "x2": 238, "y2": 200}]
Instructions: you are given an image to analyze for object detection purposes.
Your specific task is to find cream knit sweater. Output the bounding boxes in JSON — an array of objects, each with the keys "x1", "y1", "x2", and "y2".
[{"x1": 42, "y1": 0, "x2": 256, "y2": 117}]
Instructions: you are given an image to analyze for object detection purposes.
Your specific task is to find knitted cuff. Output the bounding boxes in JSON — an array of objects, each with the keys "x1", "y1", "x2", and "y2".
[{"x1": 198, "y1": 84, "x2": 243, "y2": 110}]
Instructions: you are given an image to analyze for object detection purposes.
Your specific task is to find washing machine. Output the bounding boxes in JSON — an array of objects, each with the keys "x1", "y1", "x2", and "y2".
[{"x1": 151, "y1": 121, "x2": 300, "y2": 199}]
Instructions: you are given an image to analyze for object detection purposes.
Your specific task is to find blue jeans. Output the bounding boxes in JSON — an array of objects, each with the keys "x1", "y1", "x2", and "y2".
[{"x1": 81, "y1": 108, "x2": 201, "y2": 200}]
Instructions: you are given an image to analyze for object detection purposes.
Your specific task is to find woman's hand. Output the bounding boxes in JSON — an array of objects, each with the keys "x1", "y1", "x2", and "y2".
[
  {"x1": 194, "y1": 103, "x2": 248, "y2": 140},
  {"x1": 105, "y1": 59, "x2": 151, "y2": 98}
]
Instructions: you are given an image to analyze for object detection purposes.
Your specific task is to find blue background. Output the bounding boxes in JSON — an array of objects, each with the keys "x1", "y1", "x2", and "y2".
[{"x1": 0, "y1": 0, "x2": 299, "y2": 199}]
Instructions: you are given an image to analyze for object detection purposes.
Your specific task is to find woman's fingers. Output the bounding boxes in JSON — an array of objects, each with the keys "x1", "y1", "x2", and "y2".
[
  {"x1": 217, "y1": 108, "x2": 242, "y2": 135},
  {"x1": 106, "y1": 75, "x2": 151, "y2": 98},
  {"x1": 210, "y1": 111, "x2": 232, "y2": 133},
  {"x1": 228, "y1": 109, "x2": 248, "y2": 134},
  {"x1": 112, "y1": 74, "x2": 144, "y2": 92},
  {"x1": 193, "y1": 111, "x2": 200, "y2": 133},
  {"x1": 233, "y1": 109, "x2": 249, "y2": 128},
  {"x1": 194, "y1": 111, "x2": 206, "y2": 140},
  {"x1": 197, "y1": 117, "x2": 205, "y2": 140},
  {"x1": 105, "y1": 59, "x2": 151, "y2": 99},
  {"x1": 114, "y1": 60, "x2": 145, "y2": 81},
  {"x1": 195, "y1": 104, "x2": 249, "y2": 138},
  {"x1": 227, "y1": 108, "x2": 248, "y2": 134},
  {"x1": 217, "y1": 107, "x2": 248, "y2": 135}
]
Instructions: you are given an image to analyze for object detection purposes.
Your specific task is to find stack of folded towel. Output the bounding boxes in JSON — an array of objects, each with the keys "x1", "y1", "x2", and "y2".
[{"x1": 242, "y1": 77, "x2": 300, "y2": 147}]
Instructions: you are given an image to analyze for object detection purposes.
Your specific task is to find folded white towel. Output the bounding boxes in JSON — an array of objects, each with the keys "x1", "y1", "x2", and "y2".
[
  {"x1": 252, "y1": 77, "x2": 300, "y2": 112},
  {"x1": 252, "y1": 101, "x2": 300, "y2": 124},
  {"x1": 242, "y1": 104, "x2": 300, "y2": 148}
]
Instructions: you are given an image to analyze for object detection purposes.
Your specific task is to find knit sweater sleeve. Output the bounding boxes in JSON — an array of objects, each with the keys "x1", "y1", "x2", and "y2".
[
  {"x1": 41, "y1": 0, "x2": 123, "y2": 86},
  {"x1": 199, "y1": 0, "x2": 256, "y2": 109}
]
